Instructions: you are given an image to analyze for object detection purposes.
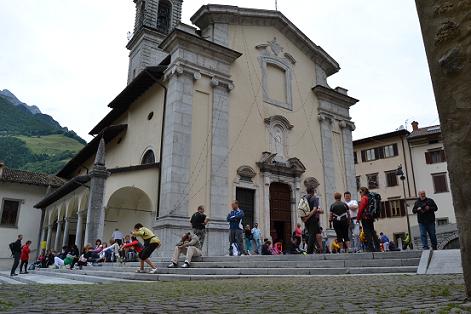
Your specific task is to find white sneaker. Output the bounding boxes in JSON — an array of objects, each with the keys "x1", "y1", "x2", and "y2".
[
  {"x1": 167, "y1": 262, "x2": 177, "y2": 268},
  {"x1": 149, "y1": 268, "x2": 158, "y2": 274},
  {"x1": 181, "y1": 261, "x2": 190, "y2": 268},
  {"x1": 136, "y1": 269, "x2": 146, "y2": 273}
]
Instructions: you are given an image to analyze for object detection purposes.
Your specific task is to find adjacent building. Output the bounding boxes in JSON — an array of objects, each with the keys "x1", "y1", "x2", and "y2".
[
  {"x1": 34, "y1": 2, "x2": 359, "y2": 257},
  {"x1": 353, "y1": 129, "x2": 416, "y2": 243},
  {"x1": 0, "y1": 163, "x2": 63, "y2": 269},
  {"x1": 408, "y1": 121, "x2": 458, "y2": 249}
]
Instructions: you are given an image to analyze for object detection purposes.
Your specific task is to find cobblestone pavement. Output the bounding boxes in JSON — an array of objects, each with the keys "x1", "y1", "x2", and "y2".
[{"x1": 0, "y1": 274, "x2": 468, "y2": 313}]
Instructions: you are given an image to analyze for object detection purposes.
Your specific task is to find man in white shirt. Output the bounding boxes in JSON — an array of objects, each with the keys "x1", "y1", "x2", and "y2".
[
  {"x1": 344, "y1": 191, "x2": 360, "y2": 252},
  {"x1": 111, "y1": 228, "x2": 124, "y2": 245}
]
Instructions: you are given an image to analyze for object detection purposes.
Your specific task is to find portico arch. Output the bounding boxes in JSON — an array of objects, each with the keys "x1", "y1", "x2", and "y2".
[{"x1": 104, "y1": 187, "x2": 153, "y2": 241}]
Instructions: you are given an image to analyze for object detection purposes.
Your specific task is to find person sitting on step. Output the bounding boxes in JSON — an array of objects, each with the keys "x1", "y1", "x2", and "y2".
[{"x1": 168, "y1": 232, "x2": 202, "y2": 268}]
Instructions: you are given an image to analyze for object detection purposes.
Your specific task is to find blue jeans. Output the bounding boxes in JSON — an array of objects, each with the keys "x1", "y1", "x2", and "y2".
[
  {"x1": 244, "y1": 237, "x2": 253, "y2": 253},
  {"x1": 419, "y1": 223, "x2": 438, "y2": 249},
  {"x1": 254, "y1": 238, "x2": 262, "y2": 254}
]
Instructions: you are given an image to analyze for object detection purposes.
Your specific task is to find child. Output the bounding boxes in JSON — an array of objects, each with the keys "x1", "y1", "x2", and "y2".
[
  {"x1": 19, "y1": 240, "x2": 31, "y2": 274},
  {"x1": 331, "y1": 239, "x2": 341, "y2": 254}
]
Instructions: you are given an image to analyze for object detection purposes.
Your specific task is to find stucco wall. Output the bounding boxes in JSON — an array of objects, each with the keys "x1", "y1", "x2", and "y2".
[{"x1": 0, "y1": 183, "x2": 47, "y2": 262}]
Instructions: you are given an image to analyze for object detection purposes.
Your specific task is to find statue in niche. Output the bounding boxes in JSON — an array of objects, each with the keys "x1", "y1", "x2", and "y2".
[{"x1": 272, "y1": 125, "x2": 285, "y2": 161}]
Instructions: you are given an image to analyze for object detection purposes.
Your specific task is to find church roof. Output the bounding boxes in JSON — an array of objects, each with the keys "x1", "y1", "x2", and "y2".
[
  {"x1": 57, "y1": 124, "x2": 128, "y2": 179},
  {"x1": 34, "y1": 175, "x2": 90, "y2": 209},
  {"x1": 191, "y1": 5, "x2": 340, "y2": 76},
  {"x1": 0, "y1": 166, "x2": 64, "y2": 188}
]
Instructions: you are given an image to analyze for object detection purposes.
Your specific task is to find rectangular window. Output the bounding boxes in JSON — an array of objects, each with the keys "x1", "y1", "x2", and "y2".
[
  {"x1": 366, "y1": 149, "x2": 376, "y2": 161},
  {"x1": 1, "y1": 199, "x2": 20, "y2": 226},
  {"x1": 432, "y1": 173, "x2": 449, "y2": 193},
  {"x1": 236, "y1": 187, "x2": 255, "y2": 228},
  {"x1": 356, "y1": 176, "x2": 361, "y2": 191},
  {"x1": 367, "y1": 173, "x2": 379, "y2": 190},
  {"x1": 385, "y1": 170, "x2": 398, "y2": 187},
  {"x1": 354, "y1": 152, "x2": 358, "y2": 164},
  {"x1": 437, "y1": 218, "x2": 449, "y2": 226},
  {"x1": 389, "y1": 200, "x2": 401, "y2": 217},
  {"x1": 384, "y1": 144, "x2": 399, "y2": 158},
  {"x1": 425, "y1": 149, "x2": 446, "y2": 164}
]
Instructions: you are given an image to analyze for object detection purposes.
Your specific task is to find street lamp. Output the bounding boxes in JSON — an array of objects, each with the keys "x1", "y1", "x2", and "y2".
[{"x1": 396, "y1": 165, "x2": 413, "y2": 249}]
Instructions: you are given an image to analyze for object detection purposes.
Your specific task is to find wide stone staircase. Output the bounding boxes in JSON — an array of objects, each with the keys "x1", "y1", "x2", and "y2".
[{"x1": 26, "y1": 250, "x2": 423, "y2": 283}]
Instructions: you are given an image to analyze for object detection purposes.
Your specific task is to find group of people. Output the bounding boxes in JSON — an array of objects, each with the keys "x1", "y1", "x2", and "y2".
[{"x1": 9, "y1": 188, "x2": 440, "y2": 275}]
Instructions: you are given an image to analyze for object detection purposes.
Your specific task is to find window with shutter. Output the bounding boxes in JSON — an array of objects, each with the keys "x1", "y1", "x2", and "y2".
[
  {"x1": 385, "y1": 201, "x2": 392, "y2": 218},
  {"x1": 385, "y1": 170, "x2": 398, "y2": 187},
  {"x1": 400, "y1": 199, "x2": 406, "y2": 217},
  {"x1": 432, "y1": 173, "x2": 449, "y2": 193},
  {"x1": 361, "y1": 150, "x2": 367, "y2": 162},
  {"x1": 393, "y1": 143, "x2": 399, "y2": 156},
  {"x1": 354, "y1": 152, "x2": 358, "y2": 164},
  {"x1": 367, "y1": 173, "x2": 379, "y2": 189},
  {"x1": 425, "y1": 151, "x2": 432, "y2": 164},
  {"x1": 1, "y1": 199, "x2": 20, "y2": 226}
]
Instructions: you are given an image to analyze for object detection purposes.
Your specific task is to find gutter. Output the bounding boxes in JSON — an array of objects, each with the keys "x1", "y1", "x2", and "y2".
[{"x1": 144, "y1": 69, "x2": 167, "y2": 219}]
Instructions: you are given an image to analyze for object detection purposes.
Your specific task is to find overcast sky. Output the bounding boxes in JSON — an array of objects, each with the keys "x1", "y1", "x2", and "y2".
[{"x1": 0, "y1": 1, "x2": 439, "y2": 141}]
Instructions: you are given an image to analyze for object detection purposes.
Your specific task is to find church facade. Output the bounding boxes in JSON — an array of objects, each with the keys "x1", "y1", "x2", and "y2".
[{"x1": 35, "y1": 1, "x2": 358, "y2": 257}]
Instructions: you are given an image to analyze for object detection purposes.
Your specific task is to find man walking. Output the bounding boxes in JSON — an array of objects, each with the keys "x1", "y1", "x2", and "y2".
[
  {"x1": 301, "y1": 187, "x2": 324, "y2": 254},
  {"x1": 251, "y1": 223, "x2": 262, "y2": 254},
  {"x1": 227, "y1": 200, "x2": 244, "y2": 256},
  {"x1": 344, "y1": 191, "x2": 360, "y2": 252},
  {"x1": 9, "y1": 234, "x2": 22, "y2": 276},
  {"x1": 412, "y1": 191, "x2": 438, "y2": 250},
  {"x1": 190, "y1": 205, "x2": 209, "y2": 248}
]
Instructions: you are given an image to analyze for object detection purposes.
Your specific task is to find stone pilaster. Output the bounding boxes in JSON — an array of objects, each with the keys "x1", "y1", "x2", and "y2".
[
  {"x1": 154, "y1": 72, "x2": 194, "y2": 257},
  {"x1": 54, "y1": 219, "x2": 62, "y2": 251},
  {"x1": 340, "y1": 121, "x2": 357, "y2": 195},
  {"x1": 205, "y1": 80, "x2": 232, "y2": 256},
  {"x1": 62, "y1": 218, "x2": 70, "y2": 247},
  {"x1": 319, "y1": 114, "x2": 335, "y2": 212},
  {"x1": 84, "y1": 139, "x2": 110, "y2": 245}
]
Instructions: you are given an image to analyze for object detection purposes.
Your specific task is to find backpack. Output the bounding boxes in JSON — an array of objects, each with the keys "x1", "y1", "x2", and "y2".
[
  {"x1": 364, "y1": 192, "x2": 381, "y2": 219},
  {"x1": 9, "y1": 242, "x2": 15, "y2": 255}
]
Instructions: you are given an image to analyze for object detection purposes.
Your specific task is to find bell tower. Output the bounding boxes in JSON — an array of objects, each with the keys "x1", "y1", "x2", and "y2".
[{"x1": 126, "y1": 0, "x2": 183, "y2": 83}]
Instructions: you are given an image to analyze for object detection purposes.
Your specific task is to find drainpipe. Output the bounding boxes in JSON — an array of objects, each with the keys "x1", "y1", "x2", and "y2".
[
  {"x1": 401, "y1": 135, "x2": 412, "y2": 197},
  {"x1": 36, "y1": 207, "x2": 46, "y2": 258},
  {"x1": 145, "y1": 69, "x2": 167, "y2": 219}
]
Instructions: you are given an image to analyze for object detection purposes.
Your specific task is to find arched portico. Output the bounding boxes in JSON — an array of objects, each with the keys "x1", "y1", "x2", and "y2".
[{"x1": 103, "y1": 186, "x2": 154, "y2": 241}]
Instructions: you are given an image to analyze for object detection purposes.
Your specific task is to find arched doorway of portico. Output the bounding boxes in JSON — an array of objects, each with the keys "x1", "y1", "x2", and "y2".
[{"x1": 104, "y1": 187, "x2": 153, "y2": 241}]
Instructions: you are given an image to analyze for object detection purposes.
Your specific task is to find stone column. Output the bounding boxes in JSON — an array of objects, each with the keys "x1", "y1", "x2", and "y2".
[
  {"x1": 75, "y1": 211, "x2": 85, "y2": 251},
  {"x1": 318, "y1": 114, "x2": 335, "y2": 222},
  {"x1": 46, "y1": 224, "x2": 52, "y2": 250},
  {"x1": 54, "y1": 219, "x2": 63, "y2": 251},
  {"x1": 84, "y1": 138, "x2": 110, "y2": 245},
  {"x1": 62, "y1": 218, "x2": 70, "y2": 247},
  {"x1": 415, "y1": 1, "x2": 471, "y2": 297},
  {"x1": 341, "y1": 121, "x2": 357, "y2": 194},
  {"x1": 154, "y1": 71, "x2": 195, "y2": 257}
]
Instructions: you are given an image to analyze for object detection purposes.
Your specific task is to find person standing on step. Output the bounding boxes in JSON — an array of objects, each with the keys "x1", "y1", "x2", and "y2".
[
  {"x1": 190, "y1": 205, "x2": 209, "y2": 248},
  {"x1": 227, "y1": 200, "x2": 244, "y2": 256},
  {"x1": 9, "y1": 234, "x2": 22, "y2": 276},
  {"x1": 251, "y1": 223, "x2": 262, "y2": 254},
  {"x1": 301, "y1": 187, "x2": 324, "y2": 254},
  {"x1": 131, "y1": 223, "x2": 160, "y2": 273},
  {"x1": 329, "y1": 192, "x2": 351, "y2": 252},
  {"x1": 168, "y1": 232, "x2": 202, "y2": 268},
  {"x1": 243, "y1": 224, "x2": 253, "y2": 255},
  {"x1": 344, "y1": 191, "x2": 360, "y2": 253},
  {"x1": 111, "y1": 228, "x2": 124, "y2": 246},
  {"x1": 357, "y1": 187, "x2": 380, "y2": 252},
  {"x1": 19, "y1": 240, "x2": 31, "y2": 274},
  {"x1": 412, "y1": 191, "x2": 439, "y2": 250}
]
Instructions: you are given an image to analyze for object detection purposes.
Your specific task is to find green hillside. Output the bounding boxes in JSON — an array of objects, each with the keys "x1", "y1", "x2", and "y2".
[
  {"x1": 15, "y1": 135, "x2": 84, "y2": 155},
  {"x1": 0, "y1": 90, "x2": 86, "y2": 175}
]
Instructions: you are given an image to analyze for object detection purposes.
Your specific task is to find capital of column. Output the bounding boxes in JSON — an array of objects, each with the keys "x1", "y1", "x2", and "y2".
[
  {"x1": 211, "y1": 76, "x2": 235, "y2": 92},
  {"x1": 318, "y1": 113, "x2": 333, "y2": 124},
  {"x1": 339, "y1": 120, "x2": 356, "y2": 131}
]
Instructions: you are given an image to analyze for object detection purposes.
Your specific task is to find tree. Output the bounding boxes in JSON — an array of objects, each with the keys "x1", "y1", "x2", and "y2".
[{"x1": 415, "y1": 0, "x2": 471, "y2": 297}]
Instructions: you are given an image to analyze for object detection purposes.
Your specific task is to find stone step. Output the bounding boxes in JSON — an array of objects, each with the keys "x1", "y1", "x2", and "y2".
[
  {"x1": 102, "y1": 257, "x2": 419, "y2": 269},
  {"x1": 40, "y1": 265, "x2": 418, "y2": 279},
  {"x1": 33, "y1": 269, "x2": 153, "y2": 284},
  {"x1": 145, "y1": 251, "x2": 422, "y2": 263}
]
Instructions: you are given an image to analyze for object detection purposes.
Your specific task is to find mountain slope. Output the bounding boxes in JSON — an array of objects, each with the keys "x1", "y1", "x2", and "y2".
[{"x1": 0, "y1": 90, "x2": 86, "y2": 174}]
